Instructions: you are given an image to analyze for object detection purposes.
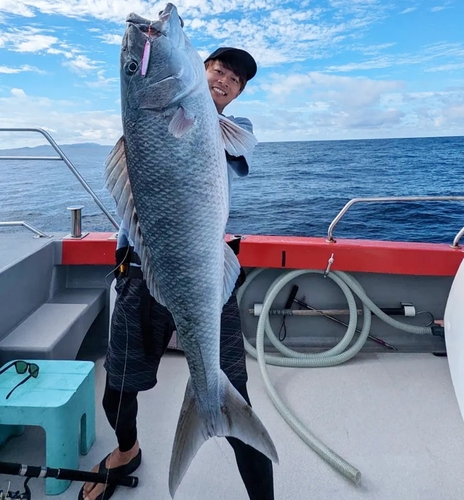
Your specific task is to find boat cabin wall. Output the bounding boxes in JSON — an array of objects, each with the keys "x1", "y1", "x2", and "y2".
[
  {"x1": 239, "y1": 268, "x2": 451, "y2": 353},
  {"x1": 0, "y1": 233, "x2": 113, "y2": 363},
  {"x1": 0, "y1": 234, "x2": 60, "y2": 343}
]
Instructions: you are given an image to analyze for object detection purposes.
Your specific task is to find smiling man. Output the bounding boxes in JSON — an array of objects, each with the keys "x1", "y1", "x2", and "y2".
[
  {"x1": 205, "y1": 47, "x2": 258, "y2": 193},
  {"x1": 205, "y1": 47, "x2": 256, "y2": 112}
]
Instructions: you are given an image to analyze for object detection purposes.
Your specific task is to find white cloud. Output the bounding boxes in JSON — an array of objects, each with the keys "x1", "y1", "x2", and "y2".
[
  {"x1": 400, "y1": 7, "x2": 417, "y2": 14},
  {"x1": 261, "y1": 72, "x2": 403, "y2": 101},
  {"x1": 16, "y1": 34, "x2": 58, "y2": 52},
  {"x1": 0, "y1": 88, "x2": 122, "y2": 148},
  {"x1": 0, "y1": 0, "x2": 154, "y2": 23},
  {"x1": 0, "y1": 0, "x2": 192, "y2": 23},
  {"x1": 0, "y1": 64, "x2": 45, "y2": 74},
  {"x1": 190, "y1": 7, "x2": 386, "y2": 67},
  {"x1": 84, "y1": 70, "x2": 118, "y2": 88},
  {"x1": 0, "y1": 0, "x2": 35, "y2": 17},
  {"x1": 0, "y1": 29, "x2": 59, "y2": 53},
  {"x1": 10, "y1": 88, "x2": 27, "y2": 98},
  {"x1": 225, "y1": 71, "x2": 464, "y2": 141},
  {"x1": 99, "y1": 34, "x2": 123, "y2": 45},
  {"x1": 47, "y1": 47, "x2": 74, "y2": 58},
  {"x1": 426, "y1": 62, "x2": 464, "y2": 72},
  {"x1": 341, "y1": 108, "x2": 405, "y2": 128},
  {"x1": 1, "y1": 75, "x2": 463, "y2": 148},
  {"x1": 0, "y1": 0, "x2": 389, "y2": 68},
  {"x1": 353, "y1": 42, "x2": 397, "y2": 56},
  {"x1": 236, "y1": 72, "x2": 407, "y2": 139},
  {"x1": 326, "y1": 41, "x2": 464, "y2": 73},
  {"x1": 425, "y1": 42, "x2": 464, "y2": 57},
  {"x1": 441, "y1": 105, "x2": 464, "y2": 122},
  {"x1": 0, "y1": 0, "x2": 462, "y2": 145},
  {"x1": 326, "y1": 57, "x2": 393, "y2": 72},
  {"x1": 63, "y1": 54, "x2": 101, "y2": 73}
]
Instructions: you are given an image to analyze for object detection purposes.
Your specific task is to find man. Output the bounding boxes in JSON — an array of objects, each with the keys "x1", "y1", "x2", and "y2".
[{"x1": 80, "y1": 47, "x2": 274, "y2": 500}]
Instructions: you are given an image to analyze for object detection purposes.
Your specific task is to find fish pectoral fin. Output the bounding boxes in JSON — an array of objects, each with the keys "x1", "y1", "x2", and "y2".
[
  {"x1": 168, "y1": 371, "x2": 279, "y2": 498},
  {"x1": 104, "y1": 135, "x2": 141, "y2": 247},
  {"x1": 168, "y1": 106, "x2": 196, "y2": 138},
  {"x1": 219, "y1": 114, "x2": 258, "y2": 157},
  {"x1": 104, "y1": 136, "x2": 166, "y2": 306},
  {"x1": 223, "y1": 240, "x2": 241, "y2": 304}
]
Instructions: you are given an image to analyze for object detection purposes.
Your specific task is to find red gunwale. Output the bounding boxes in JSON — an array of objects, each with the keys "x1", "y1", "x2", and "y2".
[{"x1": 61, "y1": 232, "x2": 464, "y2": 277}]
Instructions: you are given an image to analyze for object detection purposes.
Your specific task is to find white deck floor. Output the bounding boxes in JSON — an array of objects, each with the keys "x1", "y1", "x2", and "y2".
[{"x1": 1, "y1": 351, "x2": 464, "y2": 500}]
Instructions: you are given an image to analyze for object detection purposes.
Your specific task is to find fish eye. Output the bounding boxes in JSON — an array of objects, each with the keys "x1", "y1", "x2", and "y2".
[{"x1": 124, "y1": 60, "x2": 139, "y2": 76}]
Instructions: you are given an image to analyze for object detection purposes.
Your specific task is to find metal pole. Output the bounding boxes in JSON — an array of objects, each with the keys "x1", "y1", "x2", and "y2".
[{"x1": 67, "y1": 206, "x2": 84, "y2": 238}]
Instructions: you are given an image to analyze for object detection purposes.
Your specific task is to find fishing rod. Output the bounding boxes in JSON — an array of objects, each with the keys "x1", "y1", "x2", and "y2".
[{"x1": 0, "y1": 461, "x2": 138, "y2": 500}]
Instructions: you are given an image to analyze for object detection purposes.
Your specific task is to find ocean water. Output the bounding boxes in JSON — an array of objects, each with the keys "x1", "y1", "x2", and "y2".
[{"x1": 0, "y1": 136, "x2": 463, "y2": 244}]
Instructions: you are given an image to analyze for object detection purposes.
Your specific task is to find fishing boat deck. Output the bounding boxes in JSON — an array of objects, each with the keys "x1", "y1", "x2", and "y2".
[
  {"x1": 0, "y1": 232, "x2": 63, "y2": 274},
  {"x1": 1, "y1": 229, "x2": 464, "y2": 499},
  {"x1": 1, "y1": 349, "x2": 464, "y2": 500}
]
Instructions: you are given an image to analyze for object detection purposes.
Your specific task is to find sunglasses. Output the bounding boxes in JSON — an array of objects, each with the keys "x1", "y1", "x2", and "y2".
[{"x1": 0, "y1": 361, "x2": 39, "y2": 399}]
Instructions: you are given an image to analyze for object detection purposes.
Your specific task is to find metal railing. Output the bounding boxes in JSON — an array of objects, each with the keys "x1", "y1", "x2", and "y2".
[
  {"x1": 453, "y1": 226, "x2": 464, "y2": 248},
  {"x1": 0, "y1": 127, "x2": 119, "y2": 231},
  {"x1": 327, "y1": 196, "x2": 464, "y2": 248},
  {"x1": 0, "y1": 221, "x2": 51, "y2": 238}
]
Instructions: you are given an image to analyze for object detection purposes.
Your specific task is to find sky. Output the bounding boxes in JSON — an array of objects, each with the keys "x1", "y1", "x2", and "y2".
[{"x1": 0, "y1": 0, "x2": 463, "y2": 148}]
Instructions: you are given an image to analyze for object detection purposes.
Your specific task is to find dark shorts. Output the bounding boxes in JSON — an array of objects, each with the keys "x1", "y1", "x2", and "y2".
[{"x1": 104, "y1": 275, "x2": 248, "y2": 392}]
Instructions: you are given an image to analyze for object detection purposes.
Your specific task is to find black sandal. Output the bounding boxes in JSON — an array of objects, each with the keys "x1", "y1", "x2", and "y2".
[{"x1": 78, "y1": 449, "x2": 142, "y2": 500}]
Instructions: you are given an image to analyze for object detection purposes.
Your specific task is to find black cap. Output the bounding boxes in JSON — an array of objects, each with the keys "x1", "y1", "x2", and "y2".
[{"x1": 205, "y1": 47, "x2": 257, "y2": 82}]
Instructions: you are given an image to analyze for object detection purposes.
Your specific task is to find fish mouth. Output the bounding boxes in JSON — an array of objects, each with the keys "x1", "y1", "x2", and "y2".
[
  {"x1": 126, "y1": 16, "x2": 165, "y2": 38},
  {"x1": 125, "y1": 3, "x2": 180, "y2": 36}
]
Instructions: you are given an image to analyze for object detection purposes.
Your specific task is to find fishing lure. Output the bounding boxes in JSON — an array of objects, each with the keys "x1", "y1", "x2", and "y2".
[{"x1": 140, "y1": 23, "x2": 152, "y2": 77}]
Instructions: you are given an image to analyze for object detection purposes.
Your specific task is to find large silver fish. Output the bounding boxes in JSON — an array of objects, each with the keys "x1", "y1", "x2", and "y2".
[{"x1": 104, "y1": 3, "x2": 278, "y2": 497}]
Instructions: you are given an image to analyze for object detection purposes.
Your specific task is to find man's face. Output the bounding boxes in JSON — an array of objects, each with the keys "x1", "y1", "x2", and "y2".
[{"x1": 205, "y1": 60, "x2": 243, "y2": 113}]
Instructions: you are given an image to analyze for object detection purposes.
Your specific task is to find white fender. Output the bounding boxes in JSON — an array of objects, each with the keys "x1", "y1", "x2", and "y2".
[{"x1": 444, "y1": 256, "x2": 464, "y2": 421}]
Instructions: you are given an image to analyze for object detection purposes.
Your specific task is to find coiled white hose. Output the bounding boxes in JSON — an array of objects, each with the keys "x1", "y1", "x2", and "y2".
[{"x1": 236, "y1": 268, "x2": 432, "y2": 483}]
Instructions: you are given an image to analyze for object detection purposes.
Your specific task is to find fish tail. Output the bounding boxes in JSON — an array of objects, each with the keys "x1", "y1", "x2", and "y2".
[{"x1": 168, "y1": 370, "x2": 279, "y2": 498}]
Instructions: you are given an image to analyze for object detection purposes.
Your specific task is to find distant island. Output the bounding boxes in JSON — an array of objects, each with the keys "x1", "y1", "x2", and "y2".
[{"x1": 0, "y1": 142, "x2": 113, "y2": 154}]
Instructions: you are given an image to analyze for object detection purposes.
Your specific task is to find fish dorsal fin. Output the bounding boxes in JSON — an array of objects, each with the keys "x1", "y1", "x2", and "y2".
[
  {"x1": 223, "y1": 240, "x2": 241, "y2": 304},
  {"x1": 168, "y1": 106, "x2": 196, "y2": 138},
  {"x1": 104, "y1": 136, "x2": 168, "y2": 307},
  {"x1": 218, "y1": 115, "x2": 258, "y2": 157}
]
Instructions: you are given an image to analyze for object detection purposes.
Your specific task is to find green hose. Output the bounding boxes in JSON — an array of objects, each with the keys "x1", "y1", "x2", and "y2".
[{"x1": 236, "y1": 268, "x2": 433, "y2": 484}]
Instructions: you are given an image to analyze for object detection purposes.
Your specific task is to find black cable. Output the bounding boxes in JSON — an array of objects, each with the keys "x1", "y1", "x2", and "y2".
[{"x1": 278, "y1": 285, "x2": 299, "y2": 341}]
